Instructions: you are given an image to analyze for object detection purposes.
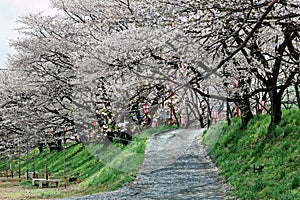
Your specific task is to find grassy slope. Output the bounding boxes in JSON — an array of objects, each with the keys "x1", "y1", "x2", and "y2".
[
  {"x1": 0, "y1": 125, "x2": 176, "y2": 199},
  {"x1": 203, "y1": 109, "x2": 300, "y2": 199}
]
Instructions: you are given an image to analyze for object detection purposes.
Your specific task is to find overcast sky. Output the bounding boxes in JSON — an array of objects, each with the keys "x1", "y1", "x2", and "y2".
[{"x1": 0, "y1": 0, "x2": 56, "y2": 69}]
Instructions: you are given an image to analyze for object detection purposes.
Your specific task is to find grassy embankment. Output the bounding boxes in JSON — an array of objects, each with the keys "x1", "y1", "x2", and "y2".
[
  {"x1": 0, "y1": 125, "x2": 176, "y2": 199},
  {"x1": 203, "y1": 109, "x2": 300, "y2": 199}
]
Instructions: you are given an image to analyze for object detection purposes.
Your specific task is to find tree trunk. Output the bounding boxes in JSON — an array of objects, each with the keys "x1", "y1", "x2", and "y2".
[
  {"x1": 199, "y1": 115, "x2": 205, "y2": 128},
  {"x1": 206, "y1": 97, "x2": 211, "y2": 129},
  {"x1": 226, "y1": 98, "x2": 231, "y2": 126},
  {"x1": 295, "y1": 83, "x2": 300, "y2": 109},
  {"x1": 172, "y1": 105, "x2": 180, "y2": 127},
  {"x1": 38, "y1": 143, "x2": 44, "y2": 153},
  {"x1": 269, "y1": 90, "x2": 283, "y2": 126},
  {"x1": 236, "y1": 96, "x2": 253, "y2": 127}
]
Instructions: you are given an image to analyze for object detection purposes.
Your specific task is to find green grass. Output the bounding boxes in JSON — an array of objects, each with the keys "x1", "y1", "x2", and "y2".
[
  {"x1": 0, "y1": 125, "x2": 177, "y2": 198},
  {"x1": 203, "y1": 109, "x2": 300, "y2": 199}
]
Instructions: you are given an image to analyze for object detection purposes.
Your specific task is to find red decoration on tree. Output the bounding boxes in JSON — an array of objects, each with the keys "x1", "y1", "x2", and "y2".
[
  {"x1": 142, "y1": 103, "x2": 150, "y2": 122},
  {"x1": 212, "y1": 110, "x2": 218, "y2": 124},
  {"x1": 234, "y1": 80, "x2": 239, "y2": 88},
  {"x1": 259, "y1": 100, "x2": 266, "y2": 114}
]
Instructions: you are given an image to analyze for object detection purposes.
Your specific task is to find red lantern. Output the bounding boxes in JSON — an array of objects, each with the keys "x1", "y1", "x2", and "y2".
[
  {"x1": 259, "y1": 100, "x2": 266, "y2": 110},
  {"x1": 212, "y1": 110, "x2": 218, "y2": 119},
  {"x1": 152, "y1": 121, "x2": 157, "y2": 128},
  {"x1": 142, "y1": 103, "x2": 150, "y2": 122},
  {"x1": 180, "y1": 116, "x2": 186, "y2": 128},
  {"x1": 234, "y1": 80, "x2": 239, "y2": 88},
  {"x1": 212, "y1": 110, "x2": 218, "y2": 124},
  {"x1": 259, "y1": 100, "x2": 266, "y2": 114},
  {"x1": 142, "y1": 103, "x2": 149, "y2": 114}
]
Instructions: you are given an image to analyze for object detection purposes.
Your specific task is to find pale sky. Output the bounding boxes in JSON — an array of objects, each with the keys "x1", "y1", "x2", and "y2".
[{"x1": 0, "y1": 0, "x2": 56, "y2": 69}]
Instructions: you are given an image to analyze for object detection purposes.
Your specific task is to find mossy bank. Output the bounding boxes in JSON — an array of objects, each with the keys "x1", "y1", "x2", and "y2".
[
  {"x1": 0, "y1": 125, "x2": 177, "y2": 199},
  {"x1": 203, "y1": 109, "x2": 300, "y2": 199}
]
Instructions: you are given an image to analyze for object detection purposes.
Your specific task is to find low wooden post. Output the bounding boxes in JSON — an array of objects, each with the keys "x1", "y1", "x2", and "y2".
[
  {"x1": 10, "y1": 160, "x2": 13, "y2": 178},
  {"x1": 63, "y1": 127, "x2": 67, "y2": 189},
  {"x1": 26, "y1": 141, "x2": 29, "y2": 180},
  {"x1": 45, "y1": 131, "x2": 49, "y2": 182},
  {"x1": 33, "y1": 163, "x2": 36, "y2": 178},
  {"x1": 46, "y1": 148, "x2": 49, "y2": 180},
  {"x1": 18, "y1": 139, "x2": 21, "y2": 179}
]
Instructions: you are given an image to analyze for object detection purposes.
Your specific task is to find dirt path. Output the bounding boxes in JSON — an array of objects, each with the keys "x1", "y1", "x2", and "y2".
[{"x1": 62, "y1": 129, "x2": 229, "y2": 199}]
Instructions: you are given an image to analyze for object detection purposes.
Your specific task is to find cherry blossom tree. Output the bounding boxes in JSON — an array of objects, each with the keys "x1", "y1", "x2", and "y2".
[
  {"x1": 137, "y1": 0, "x2": 300, "y2": 127},
  {"x1": 3, "y1": 0, "x2": 299, "y2": 159}
]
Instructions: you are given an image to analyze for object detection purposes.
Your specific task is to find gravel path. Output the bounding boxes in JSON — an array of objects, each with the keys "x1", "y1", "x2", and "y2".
[{"x1": 63, "y1": 129, "x2": 229, "y2": 200}]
